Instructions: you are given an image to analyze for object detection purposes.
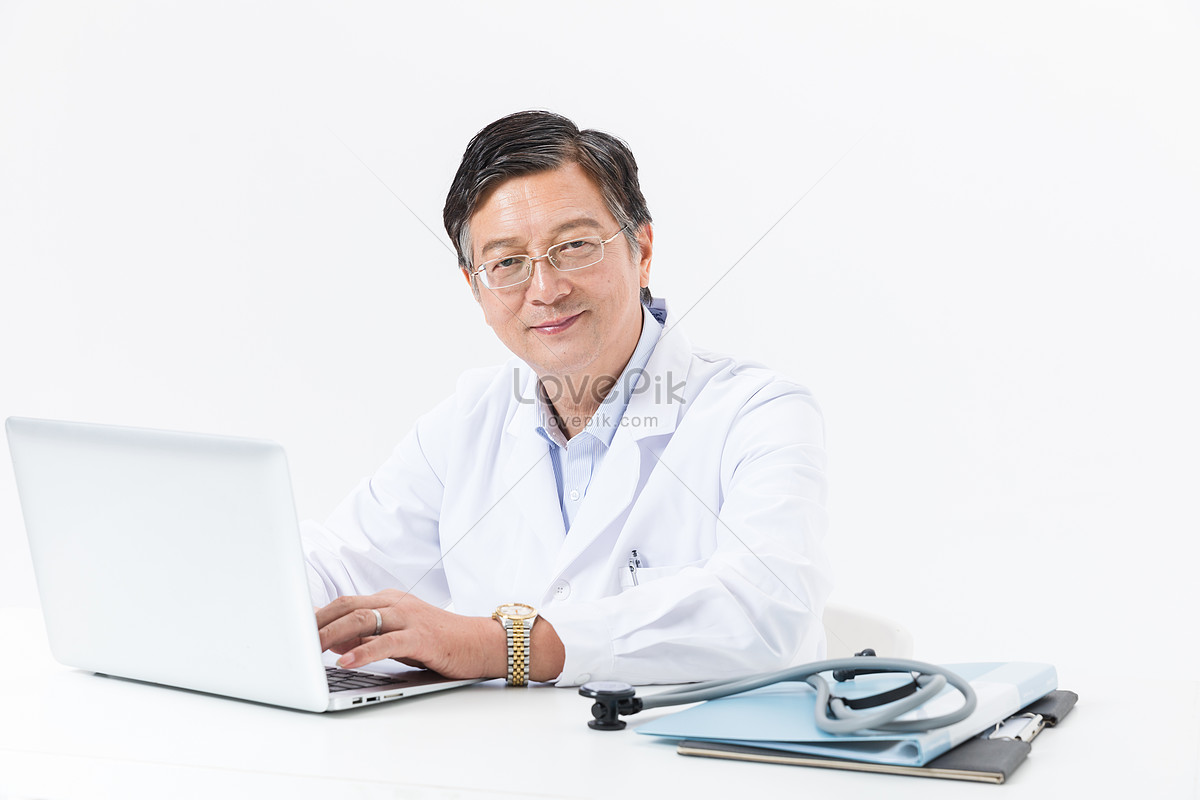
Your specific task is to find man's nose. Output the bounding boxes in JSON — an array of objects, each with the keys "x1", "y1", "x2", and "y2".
[{"x1": 524, "y1": 254, "x2": 569, "y2": 303}]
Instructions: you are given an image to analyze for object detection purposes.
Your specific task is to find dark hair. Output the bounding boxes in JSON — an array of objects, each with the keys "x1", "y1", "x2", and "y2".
[{"x1": 443, "y1": 110, "x2": 653, "y2": 305}]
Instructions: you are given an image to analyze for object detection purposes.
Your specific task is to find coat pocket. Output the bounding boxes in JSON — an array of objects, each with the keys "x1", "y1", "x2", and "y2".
[{"x1": 618, "y1": 559, "x2": 708, "y2": 590}]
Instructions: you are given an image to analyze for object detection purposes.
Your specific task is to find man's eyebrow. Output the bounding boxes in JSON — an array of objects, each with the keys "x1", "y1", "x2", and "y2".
[
  {"x1": 480, "y1": 237, "x2": 523, "y2": 257},
  {"x1": 479, "y1": 217, "x2": 604, "y2": 258},
  {"x1": 546, "y1": 217, "x2": 603, "y2": 239}
]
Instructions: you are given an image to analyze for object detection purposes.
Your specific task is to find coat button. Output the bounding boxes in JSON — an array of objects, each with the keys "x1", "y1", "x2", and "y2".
[{"x1": 551, "y1": 580, "x2": 571, "y2": 601}]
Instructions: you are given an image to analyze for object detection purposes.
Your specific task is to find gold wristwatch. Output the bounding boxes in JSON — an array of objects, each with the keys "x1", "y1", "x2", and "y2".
[{"x1": 492, "y1": 603, "x2": 538, "y2": 686}]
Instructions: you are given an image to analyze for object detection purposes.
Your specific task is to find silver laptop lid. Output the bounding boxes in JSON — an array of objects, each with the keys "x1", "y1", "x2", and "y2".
[{"x1": 6, "y1": 417, "x2": 331, "y2": 712}]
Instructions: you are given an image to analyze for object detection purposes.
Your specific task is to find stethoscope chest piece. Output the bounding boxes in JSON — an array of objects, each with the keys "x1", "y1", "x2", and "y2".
[{"x1": 579, "y1": 681, "x2": 641, "y2": 730}]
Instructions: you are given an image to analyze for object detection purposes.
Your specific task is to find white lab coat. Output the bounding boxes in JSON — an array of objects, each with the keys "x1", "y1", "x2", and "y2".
[{"x1": 302, "y1": 320, "x2": 833, "y2": 686}]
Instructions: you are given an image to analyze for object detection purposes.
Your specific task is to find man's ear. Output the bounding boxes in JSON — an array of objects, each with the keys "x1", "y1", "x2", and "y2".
[
  {"x1": 462, "y1": 267, "x2": 481, "y2": 301},
  {"x1": 636, "y1": 224, "x2": 654, "y2": 288}
]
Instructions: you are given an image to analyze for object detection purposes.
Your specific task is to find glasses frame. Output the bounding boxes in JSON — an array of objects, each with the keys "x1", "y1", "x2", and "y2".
[{"x1": 469, "y1": 226, "x2": 629, "y2": 291}]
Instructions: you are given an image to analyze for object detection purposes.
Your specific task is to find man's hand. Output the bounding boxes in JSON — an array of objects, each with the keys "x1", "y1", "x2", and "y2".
[{"x1": 315, "y1": 590, "x2": 565, "y2": 682}]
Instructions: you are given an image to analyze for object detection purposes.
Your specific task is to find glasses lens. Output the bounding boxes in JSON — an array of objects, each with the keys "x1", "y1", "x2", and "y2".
[
  {"x1": 482, "y1": 256, "x2": 531, "y2": 289},
  {"x1": 548, "y1": 237, "x2": 604, "y2": 271}
]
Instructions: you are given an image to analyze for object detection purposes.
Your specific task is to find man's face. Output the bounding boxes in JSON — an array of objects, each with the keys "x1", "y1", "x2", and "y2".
[{"x1": 464, "y1": 162, "x2": 653, "y2": 388}]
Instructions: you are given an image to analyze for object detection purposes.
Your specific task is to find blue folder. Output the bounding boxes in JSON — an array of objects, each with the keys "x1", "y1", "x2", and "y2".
[{"x1": 636, "y1": 662, "x2": 1057, "y2": 767}]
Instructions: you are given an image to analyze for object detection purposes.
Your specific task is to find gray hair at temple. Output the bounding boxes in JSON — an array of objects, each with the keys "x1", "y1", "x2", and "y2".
[{"x1": 443, "y1": 110, "x2": 653, "y2": 305}]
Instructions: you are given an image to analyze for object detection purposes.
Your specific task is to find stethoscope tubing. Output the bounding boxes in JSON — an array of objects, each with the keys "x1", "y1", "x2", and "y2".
[{"x1": 637, "y1": 657, "x2": 978, "y2": 734}]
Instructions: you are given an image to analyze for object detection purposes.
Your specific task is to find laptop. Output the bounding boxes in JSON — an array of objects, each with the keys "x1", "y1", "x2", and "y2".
[{"x1": 5, "y1": 416, "x2": 482, "y2": 712}]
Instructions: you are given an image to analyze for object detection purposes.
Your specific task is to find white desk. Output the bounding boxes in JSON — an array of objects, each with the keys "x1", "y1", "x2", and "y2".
[{"x1": 1, "y1": 608, "x2": 1196, "y2": 799}]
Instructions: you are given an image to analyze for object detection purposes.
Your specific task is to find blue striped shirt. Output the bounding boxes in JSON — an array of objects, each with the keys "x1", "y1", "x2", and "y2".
[{"x1": 535, "y1": 304, "x2": 664, "y2": 532}]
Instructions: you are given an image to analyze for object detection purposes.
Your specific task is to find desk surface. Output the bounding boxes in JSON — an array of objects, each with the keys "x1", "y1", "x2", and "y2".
[{"x1": 1, "y1": 608, "x2": 1197, "y2": 800}]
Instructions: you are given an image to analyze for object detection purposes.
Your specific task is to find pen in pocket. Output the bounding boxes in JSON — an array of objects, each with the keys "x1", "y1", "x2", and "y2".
[{"x1": 628, "y1": 549, "x2": 642, "y2": 586}]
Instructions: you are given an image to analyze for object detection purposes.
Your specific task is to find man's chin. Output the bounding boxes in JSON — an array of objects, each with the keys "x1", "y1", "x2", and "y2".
[{"x1": 525, "y1": 346, "x2": 598, "y2": 382}]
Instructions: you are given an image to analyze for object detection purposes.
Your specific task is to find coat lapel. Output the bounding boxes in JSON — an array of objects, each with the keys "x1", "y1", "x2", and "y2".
[
  {"x1": 499, "y1": 373, "x2": 567, "y2": 592},
  {"x1": 550, "y1": 426, "x2": 641, "y2": 575},
  {"x1": 548, "y1": 325, "x2": 694, "y2": 578}
]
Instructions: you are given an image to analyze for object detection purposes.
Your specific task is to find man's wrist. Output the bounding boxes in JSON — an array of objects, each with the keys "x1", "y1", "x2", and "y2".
[
  {"x1": 527, "y1": 618, "x2": 565, "y2": 683},
  {"x1": 477, "y1": 616, "x2": 509, "y2": 679},
  {"x1": 491, "y1": 603, "x2": 540, "y2": 685},
  {"x1": 479, "y1": 612, "x2": 565, "y2": 683}
]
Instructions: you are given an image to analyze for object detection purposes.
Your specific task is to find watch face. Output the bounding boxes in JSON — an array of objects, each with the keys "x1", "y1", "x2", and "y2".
[{"x1": 498, "y1": 603, "x2": 536, "y2": 619}]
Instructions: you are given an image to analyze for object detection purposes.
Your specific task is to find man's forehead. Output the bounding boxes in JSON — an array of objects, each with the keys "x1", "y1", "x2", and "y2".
[
  {"x1": 478, "y1": 215, "x2": 603, "y2": 250},
  {"x1": 470, "y1": 164, "x2": 613, "y2": 254}
]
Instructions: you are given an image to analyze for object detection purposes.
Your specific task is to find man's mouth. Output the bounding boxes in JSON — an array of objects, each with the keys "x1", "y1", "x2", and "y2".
[{"x1": 530, "y1": 312, "x2": 583, "y2": 335}]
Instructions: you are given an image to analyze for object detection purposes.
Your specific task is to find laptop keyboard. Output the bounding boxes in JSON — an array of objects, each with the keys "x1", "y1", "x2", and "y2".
[{"x1": 325, "y1": 665, "x2": 402, "y2": 692}]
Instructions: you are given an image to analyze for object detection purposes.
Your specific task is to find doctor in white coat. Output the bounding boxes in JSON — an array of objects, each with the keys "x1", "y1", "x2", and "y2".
[{"x1": 307, "y1": 111, "x2": 833, "y2": 687}]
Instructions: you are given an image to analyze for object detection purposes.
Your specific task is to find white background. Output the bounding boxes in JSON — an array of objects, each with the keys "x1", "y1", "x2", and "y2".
[{"x1": 2, "y1": 0, "x2": 1197, "y2": 678}]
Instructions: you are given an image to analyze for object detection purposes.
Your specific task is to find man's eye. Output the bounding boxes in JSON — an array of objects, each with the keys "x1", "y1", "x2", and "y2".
[
  {"x1": 490, "y1": 257, "x2": 524, "y2": 272},
  {"x1": 561, "y1": 240, "x2": 587, "y2": 250}
]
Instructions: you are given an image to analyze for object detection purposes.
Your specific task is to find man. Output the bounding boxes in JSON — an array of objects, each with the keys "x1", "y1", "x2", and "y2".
[{"x1": 304, "y1": 111, "x2": 832, "y2": 687}]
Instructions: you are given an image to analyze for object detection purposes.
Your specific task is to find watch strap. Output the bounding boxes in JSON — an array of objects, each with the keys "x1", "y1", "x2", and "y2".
[
  {"x1": 493, "y1": 605, "x2": 537, "y2": 687},
  {"x1": 506, "y1": 618, "x2": 530, "y2": 687}
]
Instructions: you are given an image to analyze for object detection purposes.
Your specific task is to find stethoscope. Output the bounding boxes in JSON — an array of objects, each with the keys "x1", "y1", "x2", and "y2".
[{"x1": 579, "y1": 650, "x2": 977, "y2": 732}]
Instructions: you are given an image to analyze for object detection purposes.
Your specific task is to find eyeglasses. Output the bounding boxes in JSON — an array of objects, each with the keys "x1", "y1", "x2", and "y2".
[{"x1": 469, "y1": 227, "x2": 629, "y2": 291}]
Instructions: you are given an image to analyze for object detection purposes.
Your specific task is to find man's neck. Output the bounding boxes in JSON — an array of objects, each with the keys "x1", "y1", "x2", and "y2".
[
  {"x1": 541, "y1": 317, "x2": 644, "y2": 440},
  {"x1": 544, "y1": 373, "x2": 616, "y2": 440},
  {"x1": 537, "y1": 304, "x2": 643, "y2": 438}
]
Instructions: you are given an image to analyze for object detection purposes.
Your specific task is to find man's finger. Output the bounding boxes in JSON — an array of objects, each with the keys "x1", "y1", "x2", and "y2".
[
  {"x1": 319, "y1": 607, "x2": 382, "y2": 652},
  {"x1": 321, "y1": 632, "x2": 366, "y2": 654},
  {"x1": 315, "y1": 594, "x2": 379, "y2": 629},
  {"x1": 337, "y1": 630, "x2": 413, "y2": 669}
]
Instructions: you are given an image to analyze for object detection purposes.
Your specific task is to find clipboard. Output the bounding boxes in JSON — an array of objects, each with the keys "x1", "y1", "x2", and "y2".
[
  {"x1": 676, "y1": 690, "x2": 1078, "y2": 784},
  {"x1": 641, "y1": 662, "x2": 1059, "y2": 767}
]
